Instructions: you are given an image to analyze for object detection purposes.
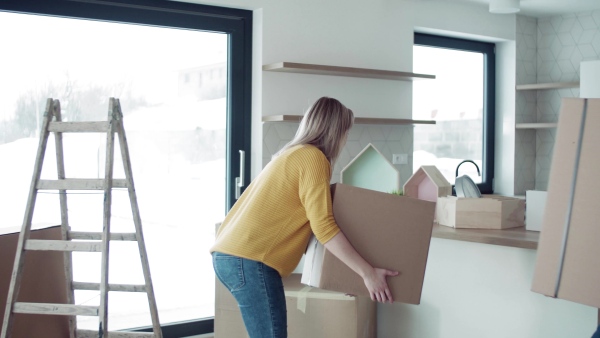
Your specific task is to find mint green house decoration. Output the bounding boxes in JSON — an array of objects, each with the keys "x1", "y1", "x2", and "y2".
[{"x1": 340, "y1": 143, "x2": 400, "y2": 193}]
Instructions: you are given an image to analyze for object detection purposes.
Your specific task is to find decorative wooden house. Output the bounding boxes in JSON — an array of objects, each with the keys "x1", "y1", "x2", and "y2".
[
  {"x1": 340, "y1": 143, "x2": 400, "y2": 194},
  {"x1": 403, "y1": 165, "x2": 451, "y2": 202}
]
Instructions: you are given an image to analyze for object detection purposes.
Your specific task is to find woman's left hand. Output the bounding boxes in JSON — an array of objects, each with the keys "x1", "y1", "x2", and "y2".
[{"x1": 362, "y1": 267, "x2": 399, "y2": 303}]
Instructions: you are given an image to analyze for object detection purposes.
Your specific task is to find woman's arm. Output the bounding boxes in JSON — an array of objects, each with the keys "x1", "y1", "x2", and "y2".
[{"x1": 323, "y1": 231, "x2": 399, "y2": 303}]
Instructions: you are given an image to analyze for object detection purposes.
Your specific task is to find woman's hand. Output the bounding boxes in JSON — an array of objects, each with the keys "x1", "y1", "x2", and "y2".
[
  {"x1": 362, "y1": 267, "x2": 399, "y2": 303},
  {"x1": 323, "y1": 231, "x2": 400, "y2": 303}
]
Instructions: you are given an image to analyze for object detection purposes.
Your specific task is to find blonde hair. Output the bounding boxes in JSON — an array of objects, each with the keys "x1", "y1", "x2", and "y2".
[{"x1": 276, "y1": 97, "x2": 354, "y2": 166}]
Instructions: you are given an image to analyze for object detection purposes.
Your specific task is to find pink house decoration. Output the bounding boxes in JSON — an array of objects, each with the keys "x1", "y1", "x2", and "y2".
[{"x1": 403, "y1": 165, "x2": 452, "y2": 202}]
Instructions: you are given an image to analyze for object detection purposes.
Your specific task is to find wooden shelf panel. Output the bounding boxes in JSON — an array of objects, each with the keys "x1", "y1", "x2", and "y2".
[
  {"x1": 431, "y1": 224, "x2": 539, "y2": 250},
  {"x1": 516, "y1": 122, "x2": 558, "y2": 129},
  {"x1": 263, "y1": 62, "x2": 435, "y2": 81},
  {"x1": 516, "y1": 82, "x2": 579, "y2": 90},
  {"x1": 262, "y1": 115, "x2": 436, "y2": 125}
]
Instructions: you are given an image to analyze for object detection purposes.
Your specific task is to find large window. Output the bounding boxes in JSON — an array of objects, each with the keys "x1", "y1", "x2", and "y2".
[
  {"x1": 413, "y1": 33, "x2": 495, "y2": 194},
  {"x1": 0, "y1": 0, "x2": 251, "y2": 336}
]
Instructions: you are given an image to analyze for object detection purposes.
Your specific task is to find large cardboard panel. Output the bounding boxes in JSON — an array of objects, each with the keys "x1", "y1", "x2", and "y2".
[
  {"x1": 302, "y1": 183, "x2": 436, "y2": 304},
  {"x1": 532, "y1": 98, "x2": 600, "y2": 308},
  {"x1": 0, "y1": 225, "x2": 70, "y2": 337},
  {"x1": 215, "y1": 274, "x2": 376, "y2": 338}
]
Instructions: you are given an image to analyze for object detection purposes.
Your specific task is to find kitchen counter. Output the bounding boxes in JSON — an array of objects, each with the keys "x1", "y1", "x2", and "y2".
[{"x1": 432, "y1": 224, "x2": 539, "y2": 250}]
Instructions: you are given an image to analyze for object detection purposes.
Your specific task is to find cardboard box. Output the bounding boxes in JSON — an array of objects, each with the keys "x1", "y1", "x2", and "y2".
[
  {"x1": 525, "y1": 190, "x2": 547, "y2": 231},
  {"x1": 0, "y1": 225, "x2": 70, "y2": 337},
  {"x1": 214, "y1": 274, "x2": 376, "y2": 338},
  {"x1": 301, "y1": 183, "x2": 436, "y2": 304},
  {"x1": 435, "y1": 195, "x2": 525, "y2": 229},
  {"x1": 532, "y1": 98, "x2": 600, "y2": 308}
]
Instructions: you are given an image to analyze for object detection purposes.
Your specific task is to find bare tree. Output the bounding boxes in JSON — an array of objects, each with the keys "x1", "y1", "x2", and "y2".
[{"x1": 5, "y1": 77, "x2": 148, "y2": 144}]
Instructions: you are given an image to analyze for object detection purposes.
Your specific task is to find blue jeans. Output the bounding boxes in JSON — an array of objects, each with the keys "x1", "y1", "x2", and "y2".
[{"x1": 212, "y1": 252, "x2": 287, "y2": 338}]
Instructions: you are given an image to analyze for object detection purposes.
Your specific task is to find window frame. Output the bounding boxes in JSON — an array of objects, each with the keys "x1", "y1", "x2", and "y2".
[
  {"x1": 414, "y1": 33, "x2": 495, "y2": 194},
  {"x1": 0, "y1": 0, "x2": 252, "y2": 336}
]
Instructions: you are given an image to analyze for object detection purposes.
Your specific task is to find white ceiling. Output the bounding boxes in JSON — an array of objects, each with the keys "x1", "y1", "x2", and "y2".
[{"x1": 437, "y1": 0, "x2": 600, "y2": 18}]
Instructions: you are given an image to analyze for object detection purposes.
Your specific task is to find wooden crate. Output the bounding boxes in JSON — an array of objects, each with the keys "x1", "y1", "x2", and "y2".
[{"x1": 436, "y1": 195, "x2": 525, "y2": 229}]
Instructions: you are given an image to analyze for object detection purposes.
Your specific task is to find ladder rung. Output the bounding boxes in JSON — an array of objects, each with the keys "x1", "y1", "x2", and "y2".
[
  {"x1": 37, "y1": 178, "x2": 128, "y2": 190},
  {"x1": 13, "y1": 302, "x2": 98, "y2": 316},
  {"x1": 69, "y1": 231, "x2": 137, "y2": 241},
  {"x1": 73, "y1": 282, "x2": 147, "y2": 292},
  {"x1": 48, "y1": 121, "x2": 109, "y2": 133},
  {"x1": 25, "y1": 239, "x2": 102, "y2": 252},
  {"x1": 77, "y1": 330, "x2": 156, "y2": 338}
]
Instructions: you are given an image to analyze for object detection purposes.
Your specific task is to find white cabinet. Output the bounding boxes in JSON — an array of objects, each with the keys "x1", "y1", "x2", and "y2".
[{"x1": 580, "y1": 60, "x2": 600, "y2": 99}]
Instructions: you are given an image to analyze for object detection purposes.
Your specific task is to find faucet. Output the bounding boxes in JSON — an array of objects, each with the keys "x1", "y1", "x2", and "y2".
[
  {"x1": 453, "y1": 160, "x2": 481, "y2": 196},
  {"x1": 455, "y1": 160, "x2": 480, "y2": 177}
]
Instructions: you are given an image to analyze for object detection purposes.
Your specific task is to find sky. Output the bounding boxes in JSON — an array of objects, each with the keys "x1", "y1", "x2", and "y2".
[
  {"x1": 0, "y1": 11, "x2": 227, "y2": 121},
  {"x1": 413, "y1": 46, "x2": 484, "y2": 121}
]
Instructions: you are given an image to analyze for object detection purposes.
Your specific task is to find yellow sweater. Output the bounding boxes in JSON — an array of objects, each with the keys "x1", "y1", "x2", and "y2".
[{"x1": 210, "y1": 144, "x2": 340, "y2": 277}]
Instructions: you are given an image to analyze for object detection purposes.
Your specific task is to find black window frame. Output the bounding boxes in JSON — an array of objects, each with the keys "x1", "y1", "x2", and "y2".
[
  {"x1": 0, "y1": 0, "x2": 252, "y2": 336},
  {"x1": 414, "y1": 33, "x2": 495, "y2": 194}
]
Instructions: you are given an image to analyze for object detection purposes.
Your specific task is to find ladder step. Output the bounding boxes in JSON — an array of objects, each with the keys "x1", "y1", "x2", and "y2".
[
  {"x1": 25, "y1": 239, "x2": 102, "y2": 252},
  {"x1": 69, "y1": 231, "x2": 138, "y2": 241},
  {"x1": 13, "y1": 302, "x2": 98, "y2": 316},
  {"x1": 38, "y1": 178, "x2": 128, "y2": 190},
  {"x1": 48, "y1": 121, "x2": 109, "y2": 133},
  {"x1": 73, "y1": 282, "x2": 147, "y2": 292},
  {"x1": 77, "y1": 329, "x2": 156, "y2": 338}
]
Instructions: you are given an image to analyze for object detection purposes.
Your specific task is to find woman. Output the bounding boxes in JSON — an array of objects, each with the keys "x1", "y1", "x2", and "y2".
[{"x1": 211, "y1": 96, "x2": 398, "y2": 338}]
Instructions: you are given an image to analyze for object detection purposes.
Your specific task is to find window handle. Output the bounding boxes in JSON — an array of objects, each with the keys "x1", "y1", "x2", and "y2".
[{"x1": 235, "y1": 150, "x2": 245, "y2": 199}]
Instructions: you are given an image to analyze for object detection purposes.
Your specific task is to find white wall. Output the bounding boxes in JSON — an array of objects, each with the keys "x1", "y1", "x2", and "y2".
[
  {"x1": 183, "y1": 0, "x2": 598, "y2": 336},
  {"x1": 192, "y1": 0, "x2": 516, "y2": 179},
  {"x1": 379, "y1": 238, "x2": 596, "y2": 338},
  {"x1": 495, "y1": 40, "x2": 517, "y2": 196}
]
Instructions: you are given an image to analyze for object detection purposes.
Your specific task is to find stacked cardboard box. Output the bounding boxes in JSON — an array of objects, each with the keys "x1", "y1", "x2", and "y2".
[
  {"x1": 214, "y1": 274, "x2": 376, "y2": 337},
  {"x1": 302, "y1": 183, "x2": 436, "y2": 304}
]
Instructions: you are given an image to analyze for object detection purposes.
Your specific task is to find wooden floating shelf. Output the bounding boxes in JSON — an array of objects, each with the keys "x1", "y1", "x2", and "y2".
[
  {"x1": 515, "y1": 123, "x2": 558, "y2": 129},
  {"x1": 431, "y1": 224, "x2": 539, "y2": 250},
  {"x1": 516, "y1": 82, "x2": 579, "y2": 90},
  {"x1": 262, "y1": 115, "x2": 436, "y2": 125},
  {"x1": 263, "y1": 62, "x2": 436, "y2": 81}
]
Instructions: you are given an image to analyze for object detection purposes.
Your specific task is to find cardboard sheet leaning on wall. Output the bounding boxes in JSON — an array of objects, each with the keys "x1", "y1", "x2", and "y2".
[
  {"x1": 0, "y1": 225, "x2": 69, "y2": 337},
  {"x1": 532, "y1": 98, "x2": 600, "y2": 308}
]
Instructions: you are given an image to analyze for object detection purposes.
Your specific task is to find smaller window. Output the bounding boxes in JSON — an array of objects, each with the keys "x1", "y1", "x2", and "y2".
[{"x1": 413, "y1": 33, "x2": 495, "y2": 194}]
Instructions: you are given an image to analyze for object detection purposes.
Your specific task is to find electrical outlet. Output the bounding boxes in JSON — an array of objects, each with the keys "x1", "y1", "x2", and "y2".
[{"x1": 392, "y1": 153, "x2": 408, "y2": 165}]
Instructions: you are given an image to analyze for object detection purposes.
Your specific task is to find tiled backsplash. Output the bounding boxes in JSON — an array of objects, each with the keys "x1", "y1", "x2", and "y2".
[
  {"x1": 263, "y1": 122, "x2": 414, "y2": 186},
  {"x1": 515, "y1": 15, "x2": 538, "y2": 194},
  {"x1": 515, "y1": 11, "x2": 600, "y2": 194}
]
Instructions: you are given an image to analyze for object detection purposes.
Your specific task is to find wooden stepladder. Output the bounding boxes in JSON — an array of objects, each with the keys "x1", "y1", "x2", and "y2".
[{"x1": 1, "y1": 98, "x2": 162, "y2": 338}]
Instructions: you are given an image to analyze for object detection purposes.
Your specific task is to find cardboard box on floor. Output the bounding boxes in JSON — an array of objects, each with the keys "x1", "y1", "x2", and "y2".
[
  {"x1": 302, "y1": 183, "x2": 436, "y2": 304},
  {"x1": 0, "y1": 225, "x2": 70, "y2": 337},
  {"x1": 532, "y1": 98, "x2": 600, "y2": 308},
  {"x1": 214, "y1": 273, "x2": 376, "y2": 338}
]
